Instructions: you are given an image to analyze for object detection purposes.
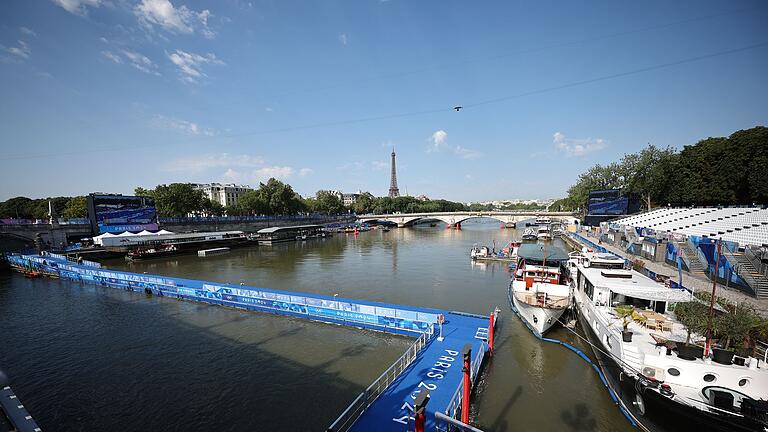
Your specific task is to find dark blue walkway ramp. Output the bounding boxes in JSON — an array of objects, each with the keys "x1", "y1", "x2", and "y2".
[{"x1": 342, "y1": 313, "x2": 490, "y2": 432}]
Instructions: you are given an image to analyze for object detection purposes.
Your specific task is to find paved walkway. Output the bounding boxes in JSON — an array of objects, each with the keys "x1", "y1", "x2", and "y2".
[{"x1": 579, "y1": 233, "x2": 768, "y2": 317}]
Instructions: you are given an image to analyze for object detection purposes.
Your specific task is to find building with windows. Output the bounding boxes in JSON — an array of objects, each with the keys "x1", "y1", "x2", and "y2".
[
  {"x1": 341, "y1": 192, "x2": 360, "y2": 207},
  {"x1": 192, "y1": 183, "x2": 253, "y2": 207}
]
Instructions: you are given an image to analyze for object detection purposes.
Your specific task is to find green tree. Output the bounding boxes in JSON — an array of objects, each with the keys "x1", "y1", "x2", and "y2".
[
  {"x1": 238, "y1": 190, "x2": 269, "y2": 215},
  {"x1": 621, "y1": 145, "x2": 677, "y2": 211},
  {"x1": 202, "y1": 198, "x2": 226, "y2": 216},
  {"x1": 352, "y1": 192, "x2": 375, "y2": 214},
  {"x1": 313, "y1": 190, "x2": 345, "y2": 214},
  {"x1": 674, "y1": 301, "x2": 710, "y2": 344},
  {"x1": 62, "y1": 196, "x2": 88, "y2": 218},
  {"x1": 0, "y1": 197, "x2": 34, "y2": 218},
  {"x1": 256, "y1": 178, "x2": 305, "y2": 215},
  {"x1": 143, "y1": 183, "x2": 206, "y2": 217}
]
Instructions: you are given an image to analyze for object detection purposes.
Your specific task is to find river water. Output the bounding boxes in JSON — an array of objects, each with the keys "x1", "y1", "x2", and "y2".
[{"x1": 0, "y1": 220, "x2": 633, "y2": 431}]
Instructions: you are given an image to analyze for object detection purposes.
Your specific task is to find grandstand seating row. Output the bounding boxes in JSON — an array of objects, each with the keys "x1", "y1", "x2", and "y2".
[{"x1": 613, "y1": 207, "x2": 768, "y2": 247}]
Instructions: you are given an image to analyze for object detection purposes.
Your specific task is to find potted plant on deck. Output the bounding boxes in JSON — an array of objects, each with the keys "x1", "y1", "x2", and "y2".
[
  {"x1": 615, "y1": 305, "x2": 635, "y2": 342},
  {"x1": 673, "y1": 301, "x2": 709, "y2": 360},
  {"x1": 714, "y1": 303, "x2": 760, "y2": 365}
]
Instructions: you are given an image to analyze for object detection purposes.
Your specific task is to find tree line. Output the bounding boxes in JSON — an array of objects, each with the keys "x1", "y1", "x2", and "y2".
[
  {"x1": 550, "y1": 126, "x2": 768, "y2": 213},
  {"x1": 0, "y1": 196, "x2": 87, "y2": 219},
  {"x1": 1, "y1": 179, "x2": 493, "y2": 219},
  {"x1": 133, "y1": 180, "x2": 472, "y2": 217}
]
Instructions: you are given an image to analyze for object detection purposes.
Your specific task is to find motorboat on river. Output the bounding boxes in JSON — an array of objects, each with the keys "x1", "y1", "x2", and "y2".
[
  {"x1": 470, "y1": 241, "x2": 521, "y2": 263},
  {"x1": 537, "y1": 225, "x2": 551, "y2": 240},
  {"x1": 509, "y1": 243, "x2": 571, "y2": 336},
  {"x1": 521, "y1": 228, "x2": 538, "y2": 241}
]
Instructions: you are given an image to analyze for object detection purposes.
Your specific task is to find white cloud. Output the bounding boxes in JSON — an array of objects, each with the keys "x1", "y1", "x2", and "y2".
[
  {"x1": 167, "y1": 49, "x2": 224, "y2": 83},
  {"x1": 426, "y1": 129, "x2": 482, "y2": 159},
  {"x1": 338, "y1": 33, "x2": 348, "y2": 46},
  {"x1": 134, "y1": 0, "x2": 215, "y2": 38},
  {"x1": 429, "y1": 130, "x2": 448, "y2": 152},
  {"x1": 371, "y1": 160, "x2": 388, "y2": 171},
  {"x1": 19, "y1": 27, "x2": 37, "y2": 37},
  {"x1": 165, "y1": 153, "x2": 264, "y2": 173},
  {"x1": 6, "y1": 40, "x2": 31, "y2": 59},
  {"x1": 338, "y1": 160, "x2": 388, "y2": 172},
  {"x1": 102, "y1": 49, "x2": 160, "y2": 75},
  {"x1": 553, "y1": 131, "x2": 607, "y2": 157},
  {"x1": 102, "y1": 50, "x2": 123, "y2": 64},
  {"x1": 222, "y1": 165, "x2": 310, "y2": 183},
  {"x1": 255, "y1": 166, "x2": 295, "y2": 181},
  {"x1": 455, "y1": 146, "x2": 482, "y2": 160},
  {"x1": 152, "y1": 115, "x2": 216, "y2": 136},
  {"x1": 51, "y1": 0, "x2": 100, "y2": 15}
]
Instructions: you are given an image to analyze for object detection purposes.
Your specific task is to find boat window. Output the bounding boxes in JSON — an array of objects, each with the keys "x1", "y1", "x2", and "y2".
[
  {"x1": 667, "y1": 368, "x2": 680, "y2": 376},
  {"x1": 703, "y1": 374, "x2": 716, "y2": 383},
  {"x1": 585, "y1": 280, "x2": 594, "y2": 300},
  {"x1": 738, "y1": 378, "x2": 749, "y2": 387}
]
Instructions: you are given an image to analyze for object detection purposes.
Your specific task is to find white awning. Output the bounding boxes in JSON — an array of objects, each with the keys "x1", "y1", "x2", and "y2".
[{"x1": 608, "y1": 285, "x2": 692, "y2": 303}]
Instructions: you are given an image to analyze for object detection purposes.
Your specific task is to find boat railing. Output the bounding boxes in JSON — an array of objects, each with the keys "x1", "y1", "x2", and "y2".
[
  {"x1": 326, "y1": 324, "x2": 435, "y2": 432},
  {"x1": 755, "y1": 340, "x2": 768, "y2": 365}
]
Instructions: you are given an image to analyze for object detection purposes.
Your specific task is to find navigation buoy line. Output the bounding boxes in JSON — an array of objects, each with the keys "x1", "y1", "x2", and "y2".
[{"x1": 5, "y1": 253, "x2": 497, "y2": 431}]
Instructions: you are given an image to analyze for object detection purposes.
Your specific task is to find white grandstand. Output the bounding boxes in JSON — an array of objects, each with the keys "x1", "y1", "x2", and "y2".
[{"x1": 613, "y1": 207, "x2": 768, "y2": 247}]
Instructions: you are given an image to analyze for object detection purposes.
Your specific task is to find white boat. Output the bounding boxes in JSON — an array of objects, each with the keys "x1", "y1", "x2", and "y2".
[
  {"x1": 535, "y1": 215, "x2": 552, "y2": 225},
  {"x1": 510, "y1": 243, "x2": 571, "y2": 336},
  {"x1": 536, "y1": 225, "x2": 551, "y2": 240},
  {"x1": 470, "y1": 242, "x2": 520, "y2": 262},
  {"x1": 521, "y1": 228, "x2": 538, "y2": 241},
  {"x1": 570, "y1": 251, "x2": 768, "y2": 432}
]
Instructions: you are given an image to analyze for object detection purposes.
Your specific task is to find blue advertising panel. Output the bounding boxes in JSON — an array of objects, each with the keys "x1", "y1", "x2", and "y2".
[
  {"x1": 9, "y1": 254, "x2": 440, "y2": 335},
  {"x1": 87, "y1": 194, "x2": 158, "y2": 233},
  {"x1": 588, "y1": 189, "x2": 628, "y2": 215}
]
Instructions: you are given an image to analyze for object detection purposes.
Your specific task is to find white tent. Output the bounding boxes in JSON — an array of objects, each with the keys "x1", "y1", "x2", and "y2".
[
  {"x1": 138, "y1": 230, "x2": 157, "y2": 236},
  {"x1": 92, "y1": 232, "x2": 117, "y2": 246},
  {"x1": 157, "y1": 229, "x2": 174, "y2": 235}
]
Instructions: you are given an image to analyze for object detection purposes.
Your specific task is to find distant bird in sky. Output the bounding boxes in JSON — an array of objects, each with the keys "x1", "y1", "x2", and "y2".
[{"x1": 453, "y1": 106, "x2": 462, "y2": 112}]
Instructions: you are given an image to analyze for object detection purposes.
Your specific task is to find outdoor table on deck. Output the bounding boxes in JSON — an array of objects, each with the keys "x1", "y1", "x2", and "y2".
[{"x1": 638, "y1": 310, "x2": 670, "y2": 331}]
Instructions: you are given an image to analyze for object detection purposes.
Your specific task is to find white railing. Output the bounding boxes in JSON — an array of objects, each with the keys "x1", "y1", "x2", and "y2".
[
  {"x1": 435, "y1": 412, "x2": 486, "y2": 432},
  {"x1": 327, "y1": 324, "x2": 435, "y2": 432},
  {"x1": 755, "y1": 341, "x2": 768, "y2": 365}
]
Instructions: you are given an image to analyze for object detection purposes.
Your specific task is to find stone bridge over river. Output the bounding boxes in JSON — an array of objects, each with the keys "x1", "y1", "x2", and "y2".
[{"x1": 358, "y1": 211, "x2": 579, "y2": 228}]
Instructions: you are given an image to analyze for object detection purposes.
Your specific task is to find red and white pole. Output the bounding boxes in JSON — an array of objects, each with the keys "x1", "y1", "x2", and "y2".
[
  {"x1": 461, "y1": 344, "x2": 472, "y2": 424},
  {"x1": 488, "y1": 312, "x2": 495, "y2": 355}
]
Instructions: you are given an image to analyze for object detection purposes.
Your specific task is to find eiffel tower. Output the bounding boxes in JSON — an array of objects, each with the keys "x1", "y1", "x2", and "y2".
[{"x1": 388, "y1": 148, "x2": 400, "y2": 198}]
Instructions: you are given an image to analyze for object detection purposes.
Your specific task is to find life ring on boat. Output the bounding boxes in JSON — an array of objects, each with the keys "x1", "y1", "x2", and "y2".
[{"x1": 633, "y1": 392, "x2": 646, "y2": 416}]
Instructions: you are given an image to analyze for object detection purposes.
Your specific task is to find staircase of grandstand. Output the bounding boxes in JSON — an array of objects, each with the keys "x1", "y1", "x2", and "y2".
[
  {"x1": 725, "y1": 247, "x2": 768, "y2": 299},
  {"x1": 677, "y1": 241, "x2": 707, "y2": 275}
]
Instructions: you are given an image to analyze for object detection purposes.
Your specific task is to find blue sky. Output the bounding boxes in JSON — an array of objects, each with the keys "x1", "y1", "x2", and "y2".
[{"x1": 1, "y1": 0, "x2": 767, "y2": 202}]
